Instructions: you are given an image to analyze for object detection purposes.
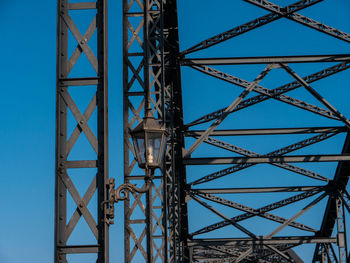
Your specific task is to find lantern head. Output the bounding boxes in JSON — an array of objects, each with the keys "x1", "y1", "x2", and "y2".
[{"x1": 131, "y1": 115, "x2": 167, "y2": 170}]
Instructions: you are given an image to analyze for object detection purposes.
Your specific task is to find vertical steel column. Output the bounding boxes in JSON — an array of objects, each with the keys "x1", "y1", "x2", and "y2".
[
  {"x1": 55, "y1": 1, "x2": 109, "y2": 262},
  {"x1": 97, "y1": 1, "x2": 109, "y2": 262},
  {"x1": 55, "y1": 2, "x2": 68, "y2": 262},
  {"x1": 336, "y1": 197, "x2": 348, "y2": 262},
  {"x1": 162, "y1": 0, "x2": 189, "y2": 262},
  {"x1": 123, "y1": 0, "x2": 167, "y2": 262}
]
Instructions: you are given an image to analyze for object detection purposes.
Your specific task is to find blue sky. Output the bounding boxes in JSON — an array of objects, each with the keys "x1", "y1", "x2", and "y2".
[{"x1": 1, "y1": 0, "x2": 350, "y2": 262}]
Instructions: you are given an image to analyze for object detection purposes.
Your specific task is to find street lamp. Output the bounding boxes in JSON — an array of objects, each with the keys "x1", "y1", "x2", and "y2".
[
  {"x1": 130, "y1": 110, "x2": 167, "y2": 175},
  {"x1": 102, "y1": 90, "x2": 167, "y2": 219}
]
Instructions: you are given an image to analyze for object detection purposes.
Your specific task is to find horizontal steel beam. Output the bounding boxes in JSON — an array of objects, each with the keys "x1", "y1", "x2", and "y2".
[
  {"x1": 56, "y1": 245, "x2": 100, "y2": 254},
  {"x1": 184, "y1": 126, "x2": 346, "y2": 137},
  {"x1": 181, "y1": 54, "x2": 350, "y2": 65},
  {"x1": 180, "y1": 0, "x2": 322, "y2": 55},
  {"x1": 68, "y1": 2, "x2": 97, "y2": 10},
  {"x1": 188, "y1": 236, "x2": 337, "y2": 247},
  {"x1": 243, "y1": 0, "x2": 350, "y2": 44},
  {"x1": 191, "y1": 186, "x2": 324, "y2": 194},
  {"x1": 59, "y1": 77, "x2": 100, "y2": 86},
  {"x1": 183, "y1": 154, "x2": 350, "y2": 165}
]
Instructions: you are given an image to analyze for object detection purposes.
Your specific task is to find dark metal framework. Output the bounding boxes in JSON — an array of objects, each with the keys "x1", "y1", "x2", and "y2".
[
  {"x1": 54, "y1": 0, "x2": 350, "y2": 262},
  {"x1": 55, "y1": 0, "x2": 109, "y2": 262},
  {"x1": 177, "y1": 0, "x2": 350, "y2": 262},
  {"x1": 122, "y1": 0, "x2": 350, "y2": 262},
  {"x1": 123, "y1": 0, "x2": 187, "y2": 262}
]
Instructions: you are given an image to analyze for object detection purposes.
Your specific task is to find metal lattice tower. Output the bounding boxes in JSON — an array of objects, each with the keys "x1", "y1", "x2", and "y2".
[
  {"x1": 55, "y1": 1, "x2": 108, "y2": 262},
  {"x1": 56, "y1": 0, "x2": 350, "y2": 262}
]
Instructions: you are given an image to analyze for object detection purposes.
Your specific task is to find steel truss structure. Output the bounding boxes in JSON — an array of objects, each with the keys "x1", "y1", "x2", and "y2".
[
  {"x1": 55, "y1": 0, "x2": 350, "y2": 262},
  {"x1": 122, "y1": 0, "x2": 350, "y2": 262},
  {"x1": 55, "y1": 0, "x2": 109, "y2": 262}
]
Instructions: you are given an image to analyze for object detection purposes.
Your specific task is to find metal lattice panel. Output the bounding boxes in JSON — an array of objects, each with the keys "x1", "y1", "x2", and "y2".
[
  {"x1": 55, "y1": 0, "x2": 108, "y2": 262},
  {"x1": 56, "y1": 0, "x2": 350, "y2": 262},
  {"x1": 123, "y1": 0, "x2": 169, "y2": 262},
  {"x1": 178, "y1": 1, "x2": 350, "y2": 262}
]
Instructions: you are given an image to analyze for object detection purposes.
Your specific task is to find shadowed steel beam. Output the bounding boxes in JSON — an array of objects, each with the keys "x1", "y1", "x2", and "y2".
[
  {"x1": 181, "y1": 54, "x2": 350, "y2": 66},
  {"x1": 191, "y1": 189, "x2": 321, "y2": 237},
  {"x1": 281, "y1": 64, "x2": 350, "y2": 129},
  {"x1": 312, "y1": 134, "x2": 350, "y2": 262},
  {"x1": 68, "y1": 3, "x2": 97, "y2": 10},
  {"x1": 243, "y1": 0, "x2": 319, "y2": 14},
  {"x1": 234, "y1": 193, "x2": 327, "y2": 262},
  {"x1": 185, "y1": 126, "x2": 346, "y2": 137},
  {"x1": 244, "y1": 0, "x2": 350, "y2": 44},
  {"x1": 192, "y1": 244, "x2": 300, "y2": 262},
  {"x1": 190, "y1": 65, "x2": 337, "y2": 120},
  {"x1": 203, "y1": 132, "x2": 335, "y2": 171},
  {"x1": 188, "y1": 236, "x2": 337, "y2": 247},
  {"x1": 192, "y1": 191, "x2": 317, "y2": 232},
  {"x1": 267, "y1": 193, "x2": 327, "y2": 238},
  {"x1": 190, "y1": 132, "x2": 334, "y2": 185},
  {"x1": 191, "y1": 195, "x2": 257, "y2": 238},
  {"x1": 184, "y1": 64, "x2": 273, "y2": 158},
  {"x1": 184, "y1": 154, "x2": 350, "y2": 165},
  {"x1": 180, "y1": 0, "x2": 322, "y2": 55},
  {"x1": 185, "y1": 62, "x2": 350, "y2": 127},
  {"x1": 264, "y1": 245, "x2": 294, "y2": 263},
  {"x1": 192, "y1": 186, "x2": 324, "y2": 194},
  {"x1": 202, "y1": 246, "x2": 239, "y2": 260}
]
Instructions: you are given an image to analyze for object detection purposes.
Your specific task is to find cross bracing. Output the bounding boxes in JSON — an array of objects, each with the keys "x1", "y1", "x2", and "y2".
[
  {"x1": 55, "y1": 0, "x2": 350, "y2": 262},
  {"x1": 175, "y1": 1, "x2": 350, "y2": 262}
]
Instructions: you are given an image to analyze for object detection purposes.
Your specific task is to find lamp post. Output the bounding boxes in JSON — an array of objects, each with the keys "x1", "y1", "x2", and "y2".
[
  {"x1": 102, "y1": 85, "x2": 167, "y2": 223},
  {"x1": 111, "y1": 112, "x2": 166, "y2": 202}
]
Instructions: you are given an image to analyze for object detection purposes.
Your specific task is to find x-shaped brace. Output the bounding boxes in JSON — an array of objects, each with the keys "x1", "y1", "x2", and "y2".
[
  {"x1": 235, "y1": 192, "x2": 327, "y2": 262},
  {"x1": 184, "y1": 64, "x2": 274, "y2": 157},
  {"x1": 244, "y1": 0, "x2": 350, "y2": 43},
  {"x1": 61, "y1": 13, "x2": 98, "y2": 73},
  {"x1": 61, "y1": 89, "x2": 98, "y2": 154},
  {"x1": 59, "y1": 172, "x2": 98, "y2": 240}
]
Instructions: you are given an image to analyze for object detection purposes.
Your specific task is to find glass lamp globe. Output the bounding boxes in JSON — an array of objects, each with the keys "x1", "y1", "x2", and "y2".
[{"x1": 131, "y1": 114, "x2": 167, "y2": 170}]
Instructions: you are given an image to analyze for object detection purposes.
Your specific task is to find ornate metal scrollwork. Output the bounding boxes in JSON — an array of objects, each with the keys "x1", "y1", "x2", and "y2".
[
  {"x1": 113, "y1": 180, "x2": 151, "y2": 201},
  {"x1": 101, "y1": 178, "x2": 152, "y2": 225}
]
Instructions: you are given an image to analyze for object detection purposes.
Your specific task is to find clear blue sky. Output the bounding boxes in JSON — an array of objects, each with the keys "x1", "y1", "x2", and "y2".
[{"x1": 1, "y1": 0, "x2": 350, "y2": 262}]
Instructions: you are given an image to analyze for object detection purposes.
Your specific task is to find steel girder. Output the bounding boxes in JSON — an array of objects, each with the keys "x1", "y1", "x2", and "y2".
[
  {"x1": 163, "y1": 1, "x2": 190, "y2": 262},
  {"x1": 123, "y1": 0, "x2": 188, "y2": 262},
  {"x1": 178, "y1": 0, "x2": 350, "y2": 262},
  {"x1": 55, "y1": 0, "x2": 350, "y2": 262},
  {"x1": 121, "y1": 0, "x2": 350, "y2": 262},
  {"x1": 55, "y1": 1, "x2": 109, "y2": 263},
  {"x1": 123, "y1": 0, "x2": 167, "y2": 262}
]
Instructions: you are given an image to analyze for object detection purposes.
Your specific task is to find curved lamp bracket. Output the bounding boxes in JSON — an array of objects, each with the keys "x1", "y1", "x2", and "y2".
[
  {"x1": 101, "y1": 177, "x2": 153, "y2": 225},
  {"x1": 114, "y1": 180, "x2": 151, "y2": 201}
]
